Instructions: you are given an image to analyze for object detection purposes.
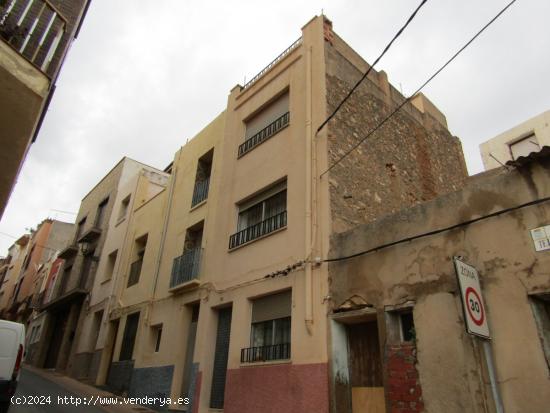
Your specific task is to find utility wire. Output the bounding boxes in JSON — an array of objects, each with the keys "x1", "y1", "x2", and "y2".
[
  {"x1": 316, "y1": 0, "x2": 429, "y2": 134},
  {"x1": 325, "y1": 192, "x2": 549, "y2": 263},
  {"x1": 0, "y1": 231, "x2": 61, "y2": 255},
  {"x1": 321, "y1": 0, "x2": 518, "y2": 177}
]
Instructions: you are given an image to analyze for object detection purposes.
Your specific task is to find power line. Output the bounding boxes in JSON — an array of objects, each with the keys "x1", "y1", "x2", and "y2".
[
  {"x1": 325, "y1": 192, "x2": 548, "y2": 263},
  {"x1": 316, "y1": 0, "x2": 429, "y2": 133},
  {"x1": 0, "y1": 231, "x2": 61, "y2": 255},
  {"x1": 321, "y1": 0, "x2": 518, "y2": 177}
]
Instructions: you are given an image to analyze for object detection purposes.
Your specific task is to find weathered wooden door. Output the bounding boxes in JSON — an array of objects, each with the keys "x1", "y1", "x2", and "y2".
[{"x1": 348, "y1": 321, "x2": 386, "y2": 413}]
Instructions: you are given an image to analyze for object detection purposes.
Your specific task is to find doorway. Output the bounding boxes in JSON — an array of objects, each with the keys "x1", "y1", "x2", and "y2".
[{"x1": 347, "y1": 321, "x2": 385, "y2": 413}]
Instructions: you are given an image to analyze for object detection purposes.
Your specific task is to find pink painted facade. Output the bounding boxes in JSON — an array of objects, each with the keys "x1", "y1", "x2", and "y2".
[{"x1": 224, "y1": 363, "x2": 329, "y2": 413}]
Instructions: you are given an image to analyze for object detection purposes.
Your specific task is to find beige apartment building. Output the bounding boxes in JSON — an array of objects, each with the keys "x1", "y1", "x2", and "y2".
[
  {"x1": 479, "y1": 109, "x2": 550, "y2": 170},
  {"x1": 0, "y1": 0, "x2": 90, "y2": 217},
  {"x1": 81, "y1": 15, "x2": 467, "y2": 413},
  {"x1": 29, "y1": 158, "x2": 167, "y2": 374},
  {"x1": 0, "y1": 235, "x2": 29, "y2": 316}
]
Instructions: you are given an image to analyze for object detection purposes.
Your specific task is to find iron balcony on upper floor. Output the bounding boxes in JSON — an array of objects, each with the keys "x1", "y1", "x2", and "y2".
[
  {"x1": 229, "y1": 210, "x2": 287, "y2": 250},
  {"x1": 0, "y1": 0, "x2": 68, "y2": 77},
  {"x1": 238, "y1": 112, "x2": 290, "y2": 158},
  {"x1": 170, "y1": 247, "x2": 202, "y2": 290},
  {"x1": 191, "y1": 177, "x2": 210, "y2": 207}
]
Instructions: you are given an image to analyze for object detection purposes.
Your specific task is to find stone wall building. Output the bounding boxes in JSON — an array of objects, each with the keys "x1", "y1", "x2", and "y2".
[{"x1": 328, "y1": 150, "x2": 550, "y2": 413}]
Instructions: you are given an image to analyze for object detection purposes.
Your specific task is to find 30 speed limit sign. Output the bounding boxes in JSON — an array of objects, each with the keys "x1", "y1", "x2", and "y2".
[{"x1": 453, "y1": 257, "x2": 491, "y2": 339}]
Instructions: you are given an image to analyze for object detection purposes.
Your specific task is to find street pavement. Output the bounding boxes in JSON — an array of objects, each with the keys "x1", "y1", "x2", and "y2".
[
  {"x1": 9, "y1": 368, "x2": 106, "y2": 413},
  {"x1": 6, "y1": 367, "x2": 153, "y2": 413}
]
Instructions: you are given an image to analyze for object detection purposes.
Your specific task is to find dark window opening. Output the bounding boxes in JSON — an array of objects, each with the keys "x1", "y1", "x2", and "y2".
[
  {"x1": 119, "y1": 312, "x2": 140, "y2": 361},
  {"x1": 191, "y1": 149, "x2": 213, "y2": 207}
]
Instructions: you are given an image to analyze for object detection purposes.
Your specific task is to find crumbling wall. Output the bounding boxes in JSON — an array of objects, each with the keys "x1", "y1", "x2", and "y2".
[{"x1": 324, "y1": 33, "x2": 467, "y2": 234}]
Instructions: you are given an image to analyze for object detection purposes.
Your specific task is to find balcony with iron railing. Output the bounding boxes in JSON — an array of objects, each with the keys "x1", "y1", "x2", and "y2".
[
  {"x1": 229, "y1": 210, "x2": 287, "y2": 250},
  {"x1": 240, "y1": 343, "x2": 291, "y2": 363},
  {"x1": 191, "y1": 177, "x2": 210, "y2": 207},
  {"x1": 238, "y1": 112, "x2": 290, "y2": 158},
  {"x1": 0, "y1": 0, "x2": 68, "y2": 77},
  {"x1": 170, "y1": 248, "x2": 202, "y2": 290}
]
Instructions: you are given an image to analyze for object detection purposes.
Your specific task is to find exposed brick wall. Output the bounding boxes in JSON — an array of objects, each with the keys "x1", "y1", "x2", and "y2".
[
  {"x1": 324, "y1": 40, "x2": 467, "y2": 234},
  {"x1": 224, "y1": 363, "x2": 329, "y2": 413},
  {"x1": 387, "y1": 344, "x2": 423, "y2": 413}
]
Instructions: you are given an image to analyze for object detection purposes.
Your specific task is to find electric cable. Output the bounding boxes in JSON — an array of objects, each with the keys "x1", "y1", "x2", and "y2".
[
  {"x1": 321, "y1": 0, "x2": 518, "y2": 177},
  {"x1": 317, "y1": 0, "x2": 429, "y2": 133}
]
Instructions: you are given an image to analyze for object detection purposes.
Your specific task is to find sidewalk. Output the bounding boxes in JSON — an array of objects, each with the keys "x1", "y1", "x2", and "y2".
[{"x1": 23, "y1": 364, "x2": 155, "y2": 413}]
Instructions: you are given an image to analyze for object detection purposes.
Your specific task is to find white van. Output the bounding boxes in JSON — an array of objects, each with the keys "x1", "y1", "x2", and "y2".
[{"x1": 0, "y1": 320, "x2": 25, "y2": 412}]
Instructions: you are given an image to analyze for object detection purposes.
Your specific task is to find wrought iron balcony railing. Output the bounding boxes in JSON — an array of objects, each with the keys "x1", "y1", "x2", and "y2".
[
  {"x1": 229, "y1": 210, "x2": 287, "y2": 249},
  {"x1": 242, "y1": 37, "x2": 302, "y2": 90},
  {"x1": 240, "y1": 343, "x2": 291, "y2": 363},
  {"x1": 127, "y1": 258, "x2": 143, "y2": 287},
  {"x1": 238, "y1": 112, "x2": 290, "y2": 158},
  {"x1": 170, "y1": 248, "x2": 201, "y2": 288},
  {"x1": 191, "y1": 177, "x2": 210, "y2": 207},
  {"x1": 0, "y1": 0, "x2": 67, "y2": 76}
]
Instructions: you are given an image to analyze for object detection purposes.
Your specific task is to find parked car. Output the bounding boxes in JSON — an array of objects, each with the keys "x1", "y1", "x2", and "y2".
[{"x1": 0, "y1": 320, "x2": 25, "y2": 413}]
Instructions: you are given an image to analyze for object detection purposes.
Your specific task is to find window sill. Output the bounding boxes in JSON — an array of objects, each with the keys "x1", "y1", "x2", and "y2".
[
  {"x1": 169, "y1": 279, "x2": 201, "y2": 293},
  {"x1": 228, "y1": 226, "x2": 287, "y2": 252},
  {"x1": 100, "y1": 277, "x2": 112, "y2": 285},
  {"x1": 189, "y1": 199, "x2": 207, "y2": 212},
  {"x1": 240, "y1": 358, "x2": 291, "y2": 368}
]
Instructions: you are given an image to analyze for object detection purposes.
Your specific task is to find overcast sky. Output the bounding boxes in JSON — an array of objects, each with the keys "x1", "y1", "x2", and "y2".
[{"x1": 1, "y1": 0, "x2": 548, "y2": 255}]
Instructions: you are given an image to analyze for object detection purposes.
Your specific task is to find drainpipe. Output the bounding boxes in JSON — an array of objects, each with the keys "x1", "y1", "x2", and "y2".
[
  {"x1": 150, "y1": 149, "x2": 181, "y2": 302},
  {"x1": 304, "y1": 44, "x2": 314, "y2": 335}
]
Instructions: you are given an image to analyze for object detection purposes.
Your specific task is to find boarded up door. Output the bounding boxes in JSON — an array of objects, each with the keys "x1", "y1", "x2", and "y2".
[{"x1": 348, "y1": 321, "x2": 386, "y2": 413}]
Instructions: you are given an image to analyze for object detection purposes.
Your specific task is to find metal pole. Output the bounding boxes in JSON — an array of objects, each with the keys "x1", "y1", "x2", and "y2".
[{"x1": 482, "y1": 339, "x2": 505, "y2": 413}]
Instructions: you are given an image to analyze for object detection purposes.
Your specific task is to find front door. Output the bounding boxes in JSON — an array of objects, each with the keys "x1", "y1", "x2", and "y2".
[{"x1": 348, "y1": 321, "x2": 386, "y2": 413}]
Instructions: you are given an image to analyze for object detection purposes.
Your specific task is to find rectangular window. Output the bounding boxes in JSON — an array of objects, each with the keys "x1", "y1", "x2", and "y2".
[
  {"x1": 95, "y1": 197, "x2": 109, "y2": 228},
  {"x1": 191, "y1": 149, "x2": 213, "y2": 207},
  {"x1": 385, "y1": 306, "x2": 416, "y2": 344},
  {"x1": 118, "y1": 195, "x2": 131, "y2": 221},
  {"x1": 241, "y1": 290, "x2": 291, "y2": 363},
  {"x1": 119, "y1": 312, "x2": 140, "y2": 361},
  {"x1": 75, "y1": 217, "x2": 87, "y2": 241},
  {"x1": 153, "y1": 325, "x2": 163, "y2": 353},
  {"x1": 104, "y1": 249, "x2": 118, "y2": 281},
  {"x1": 127, "y1": 234, "x2": 147, "y2": 287},
  {"x1": 509, "y1": 133, "x2": 540, "y2": 160},
  {"x1": 239, "y1": 91, "x2": 290, "y2": 157},
  {"x1": 229, "y1": 181, "x2": 287, "y2": 249}
]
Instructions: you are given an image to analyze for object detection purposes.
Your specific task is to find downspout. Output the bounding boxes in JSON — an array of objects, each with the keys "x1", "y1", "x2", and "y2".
[
  {"x1": 150, "y1": 149, "x2": 181, "y2": 302},
  {"x1": 304, "y1": 44, "x2": 314, "y2": 335}
]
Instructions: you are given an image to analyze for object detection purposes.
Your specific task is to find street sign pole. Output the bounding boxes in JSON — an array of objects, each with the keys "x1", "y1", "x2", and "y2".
[{"x1": 453, "y1": 257, "x2": 505, "y2": 413}]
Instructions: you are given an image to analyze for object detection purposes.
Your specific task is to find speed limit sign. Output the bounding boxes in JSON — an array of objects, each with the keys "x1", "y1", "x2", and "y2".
[{"x1": 453, "y1": 257, "x2": 491, "y2": 339}]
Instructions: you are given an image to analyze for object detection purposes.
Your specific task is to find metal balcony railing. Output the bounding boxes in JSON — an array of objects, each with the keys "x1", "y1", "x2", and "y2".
[
  {"x1": 229, "y1": 210, "x2": 287, "y2": 249},
  {"x1": 238, "y1": 112, "x2": 290, "y2": 158},
  {"x1": 242, "y1": 37, "x2": 302, "y2": 90},
  {"x1": 191, "y1": 177, "x2": 210, "y2": 207},
  {"x1": 0, "y1": 0, "x2": 68, "y2": 76},
  {"x1": 170, "y1": 248, "x2": 201, "y2": 288},
  {"x1": 240, "y1": 343, "x2": 291, "y2": 363},
  {"x1": 127, "y1": 258, "x2": 143, "y2": 287}
]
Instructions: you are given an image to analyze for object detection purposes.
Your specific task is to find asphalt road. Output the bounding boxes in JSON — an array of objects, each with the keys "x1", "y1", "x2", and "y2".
[{"x1": 7, "y1": 368, "x2": 106, "y2": 413}]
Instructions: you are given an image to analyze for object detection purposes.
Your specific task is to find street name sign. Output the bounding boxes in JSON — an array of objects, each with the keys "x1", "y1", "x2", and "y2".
[{"x1": 453, "y1": 257, "x2": 491, "y2": 339}]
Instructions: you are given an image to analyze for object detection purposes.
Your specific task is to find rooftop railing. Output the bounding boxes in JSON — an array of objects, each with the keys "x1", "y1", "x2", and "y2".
[
  {"x1": 0, "y1": 0, "x2": 67, "y2": 76},
  {"x1": 242, "y1": 37, "x2": 302, "y2": 90}
]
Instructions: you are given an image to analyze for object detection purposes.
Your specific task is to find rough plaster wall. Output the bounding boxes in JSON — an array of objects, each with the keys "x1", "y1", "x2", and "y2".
[
  {"x1": 324, "y1": 43, "x2": 467, "y2": 233},
  {"x1": 415, "y1": 293, "x2": 486, "y2": 413}
]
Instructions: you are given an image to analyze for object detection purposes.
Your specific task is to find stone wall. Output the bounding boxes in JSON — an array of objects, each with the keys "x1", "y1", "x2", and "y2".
[{"x1": 324, "y1": 36, "x2": 467, "y2": 234}]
